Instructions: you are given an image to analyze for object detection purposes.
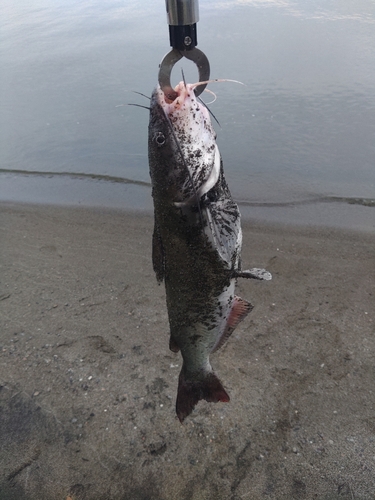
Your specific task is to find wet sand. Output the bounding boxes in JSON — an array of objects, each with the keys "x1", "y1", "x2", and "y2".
[{"x1": 0, "y1": 202, "x2": 374, "y2": 500}]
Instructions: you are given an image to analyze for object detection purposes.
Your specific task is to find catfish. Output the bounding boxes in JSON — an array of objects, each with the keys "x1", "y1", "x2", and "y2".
[{"x1": 148, "y1": 81, "x2": 271, "y2": 422}]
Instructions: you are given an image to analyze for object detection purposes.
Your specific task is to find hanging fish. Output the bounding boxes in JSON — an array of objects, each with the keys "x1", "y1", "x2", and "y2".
[{"x1": 148, "y1": 81, "x2": 271, "y2": 422}]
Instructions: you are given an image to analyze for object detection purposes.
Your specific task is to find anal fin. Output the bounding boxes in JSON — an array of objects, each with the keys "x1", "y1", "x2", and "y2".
[{"x1": 212, "y1": 296, "x2": 253, "y2": 353}]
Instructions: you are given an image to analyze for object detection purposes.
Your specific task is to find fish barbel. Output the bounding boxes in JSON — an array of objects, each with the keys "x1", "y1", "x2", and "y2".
[{"x1": 148, "y1": 81, "x2": 270, "y2": 422}]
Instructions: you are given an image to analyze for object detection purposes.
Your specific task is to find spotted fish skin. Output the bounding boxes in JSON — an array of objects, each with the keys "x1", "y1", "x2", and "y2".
[{"x1": 148, "y1": 82, "x2": 253, "y2": 422}]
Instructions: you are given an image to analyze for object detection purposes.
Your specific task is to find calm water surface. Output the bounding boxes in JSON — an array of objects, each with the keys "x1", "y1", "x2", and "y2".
[{"x1": 1, "y1": 0, "x2": 374, "y2": 229}]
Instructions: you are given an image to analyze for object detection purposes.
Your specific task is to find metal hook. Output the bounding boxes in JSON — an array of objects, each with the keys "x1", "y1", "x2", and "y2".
[{"x1": 158, "y1": 47, "x2": 210, "y2": 101}]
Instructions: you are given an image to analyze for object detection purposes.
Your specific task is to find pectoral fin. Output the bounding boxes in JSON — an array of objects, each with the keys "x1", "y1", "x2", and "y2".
[
  {"x1": 234, "y1": 268, "x2": 272, "y2": 281},
  {"x1": 152, "y1": 220, "x2": 165, "y2": 283},
  {"x1": 211, "y1": 296, "x2": 253, "y2": 353},
  {"x1": 169, "y1": 336, "x2": 180, "y2": 353}
]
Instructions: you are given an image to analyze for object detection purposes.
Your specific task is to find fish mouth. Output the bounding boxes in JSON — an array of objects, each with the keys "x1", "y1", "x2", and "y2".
[
  {"x1": 154, "y1": 81, "x2": 211, "y2": 123},
  {"x1": 161, "y1": 81, "x2": 201, "y2": 105},
  {"x1": 162, "y1": 86, "x2": 178, "y2": 104}
]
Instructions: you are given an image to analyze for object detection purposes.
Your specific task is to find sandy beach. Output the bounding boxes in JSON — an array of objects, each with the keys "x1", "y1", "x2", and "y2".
[{"x1": 0, "y1": 202, "x2": 374, "y2": 499}]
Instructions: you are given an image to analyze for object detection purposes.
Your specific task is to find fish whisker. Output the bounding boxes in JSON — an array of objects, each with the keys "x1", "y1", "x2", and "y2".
[
  {"x1": 128, "y1": 103, "x2": 151, "y2": 111},
  {"x1": 198, "y1": 97, "x2": 221, "y2": 128},
  {"x1": 132, "y1": 91, "x2": 151, "y2": 100},
  {"x1": 191, "y1": 78, "x2": 245, "y2": 90},
  {"x1": 202, "y1": 88, "x2": 217, "y2": 104},
  {"x1": 181, "y1": 68, "x2": 187, "y2": 89}
]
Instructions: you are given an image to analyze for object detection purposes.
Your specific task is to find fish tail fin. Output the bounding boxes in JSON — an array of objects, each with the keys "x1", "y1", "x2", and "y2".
[{"x1": 176, "y1": 369, "x2": 229, "y2": 423}]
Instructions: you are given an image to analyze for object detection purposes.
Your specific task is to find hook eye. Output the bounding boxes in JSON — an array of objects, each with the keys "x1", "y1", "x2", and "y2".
[{"x1": 158, "y1": 47, "x2": 210, "y2": 100}]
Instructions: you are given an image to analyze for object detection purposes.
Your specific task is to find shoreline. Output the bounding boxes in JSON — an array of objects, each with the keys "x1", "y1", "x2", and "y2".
[
  {"x1": 0, "y1": 173, "x2": 374, "y2": 233},
  {"x1": 1, "y1": 202, "x2": 374, "y2": 499},
  {"x1": 2, "y1": 198, "x2": 375, "y2": 232}
]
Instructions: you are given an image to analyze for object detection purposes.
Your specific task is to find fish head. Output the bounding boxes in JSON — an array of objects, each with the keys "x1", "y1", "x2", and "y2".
[{"x1": 148, "y1": 82, "x2": 219, "y2": 206}]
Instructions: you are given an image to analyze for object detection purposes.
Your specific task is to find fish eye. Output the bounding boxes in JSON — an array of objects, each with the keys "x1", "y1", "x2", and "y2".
[{"x1": 154, "y1": 132, "x2": 166, "y2": 147}]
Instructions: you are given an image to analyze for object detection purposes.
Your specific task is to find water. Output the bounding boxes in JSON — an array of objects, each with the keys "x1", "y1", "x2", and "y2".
[{"x1": 1, "y1": 0, "x2": 375, "y2": 230}]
